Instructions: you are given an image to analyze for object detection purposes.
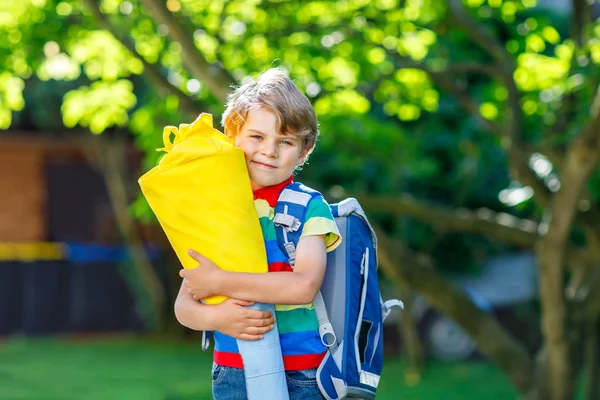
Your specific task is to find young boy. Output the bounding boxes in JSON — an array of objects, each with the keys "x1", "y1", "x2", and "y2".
[{"x1": 175, "y1": 68, "x2": 341, "y2": 400}]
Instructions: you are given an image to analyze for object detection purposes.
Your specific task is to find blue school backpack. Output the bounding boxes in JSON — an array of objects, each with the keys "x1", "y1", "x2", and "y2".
[{"x1": 273, "y1": 182, "x2": 404, "y2": 400}]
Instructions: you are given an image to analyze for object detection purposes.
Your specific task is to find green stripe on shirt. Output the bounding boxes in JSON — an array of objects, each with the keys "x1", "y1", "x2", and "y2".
[
  {"x1": 277, "y1": 307, "x2": 320, "y2": 334},
  {"x1": 305, "y1": 197, "x2": 336, "y2": 219}
]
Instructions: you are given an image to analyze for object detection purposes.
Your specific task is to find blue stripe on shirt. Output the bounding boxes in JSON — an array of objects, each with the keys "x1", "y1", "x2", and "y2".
[
  {"x1": 214, "y1": 330, "x2": 325, "y2": 356},
  {"x1": 265, "y1": 240, "x2": 288, "y2": 264}
]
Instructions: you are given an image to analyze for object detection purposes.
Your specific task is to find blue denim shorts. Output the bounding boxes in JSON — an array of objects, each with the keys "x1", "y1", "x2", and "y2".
[{"x1": 211, "y1": 363, "x2": 325, "y2": 400}]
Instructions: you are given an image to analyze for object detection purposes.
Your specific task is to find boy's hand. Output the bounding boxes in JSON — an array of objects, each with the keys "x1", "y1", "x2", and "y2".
[
  {"x1": 180, "y1": 249, "x2": 222, "y2": 299},
  {"x1": 212, "y1": 298, "x2": 275, "y2": 340}
]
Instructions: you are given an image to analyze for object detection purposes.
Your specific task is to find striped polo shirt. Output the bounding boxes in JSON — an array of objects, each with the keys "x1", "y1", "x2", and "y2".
[{"x1": 213, "y1": 176, "x2": 342, "y2": 371}]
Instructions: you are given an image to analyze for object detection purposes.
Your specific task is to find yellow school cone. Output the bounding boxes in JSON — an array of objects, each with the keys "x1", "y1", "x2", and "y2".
[{"x1": 139, "y1": 113, "x2": 268, "y2": 304}]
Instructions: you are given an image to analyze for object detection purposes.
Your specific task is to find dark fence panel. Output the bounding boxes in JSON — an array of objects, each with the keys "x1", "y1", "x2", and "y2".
[{"x1": 0, "y1": 260, "x2": 144, "y2": 336}]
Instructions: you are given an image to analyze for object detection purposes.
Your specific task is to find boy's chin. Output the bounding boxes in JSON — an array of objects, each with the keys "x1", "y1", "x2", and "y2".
[{"x1": 249, "y1": 175, "x2": 282, "y2": 190}]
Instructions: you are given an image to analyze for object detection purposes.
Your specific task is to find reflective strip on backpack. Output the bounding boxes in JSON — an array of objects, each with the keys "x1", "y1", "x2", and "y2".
[
  {"x1": 359, "y1": 371, "x2": 381, "y2": 388},
  {"x1": 354, "y1": 248, "x2": 370, "y2": 374},
  {"x1": 278, "y1": 189, "x2": 312, "y2": 206}
]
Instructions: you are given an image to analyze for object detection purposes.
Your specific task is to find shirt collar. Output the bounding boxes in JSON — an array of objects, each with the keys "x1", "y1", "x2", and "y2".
[{"x1": 253, "y1": 176, "x2": 293, "y2": 207}]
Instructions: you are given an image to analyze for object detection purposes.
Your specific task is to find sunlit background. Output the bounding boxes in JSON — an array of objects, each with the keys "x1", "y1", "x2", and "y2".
[{"x1": 1, "y1": 0, "x2": 600, "y2": 399}]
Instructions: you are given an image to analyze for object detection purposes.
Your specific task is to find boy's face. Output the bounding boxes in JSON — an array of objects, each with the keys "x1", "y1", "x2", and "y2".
[{"x1": 235, "y1": 107, "x2": 306, "y2": 191}]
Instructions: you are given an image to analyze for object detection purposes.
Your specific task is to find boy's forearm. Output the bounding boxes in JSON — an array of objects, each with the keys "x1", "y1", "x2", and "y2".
[
  {"x1": 174, "y1": 293, "x2": 216, "y2": 331},
  {"x1": 215, "y1": 270, "x2": 319, "y2": 305}
]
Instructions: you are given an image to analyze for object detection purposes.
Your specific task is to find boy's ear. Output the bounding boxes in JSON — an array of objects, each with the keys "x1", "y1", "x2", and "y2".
[{"x1": 297, "y1": 146, "x2": 313, "y2": 166}]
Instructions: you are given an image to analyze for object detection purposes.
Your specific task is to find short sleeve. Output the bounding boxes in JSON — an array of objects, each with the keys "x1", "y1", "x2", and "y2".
[{"x1": 300, "y1": 196, "x2": 342, "y2": 252}]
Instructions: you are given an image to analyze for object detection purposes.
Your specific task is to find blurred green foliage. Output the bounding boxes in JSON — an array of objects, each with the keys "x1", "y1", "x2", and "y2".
[{"x1": 2, "y1": 0, "x2": 599, "y2": 273}]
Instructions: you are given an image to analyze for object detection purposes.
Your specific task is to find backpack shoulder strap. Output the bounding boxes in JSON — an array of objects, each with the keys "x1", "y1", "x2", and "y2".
[
  {"x1": 275, "y1": 183, "x2": 338, "y2": 352},
  {"x1": 273, "y1": 182, "x2": 320, "y2": 267}
]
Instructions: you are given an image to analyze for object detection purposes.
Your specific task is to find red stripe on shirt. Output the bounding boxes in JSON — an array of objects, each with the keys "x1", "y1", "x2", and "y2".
[
  {"x1": 214, "y1": 350, "x2": 326, "y2": 371},
  {"x1": 253, "y1": 176, "x2": 293, "y2": 207},
  {"x1": 326, "y1": 235, "x2": 341, "y2": 250},
  {"x1": 268, "y1": 261, "x2": 293, "y2": 272}
]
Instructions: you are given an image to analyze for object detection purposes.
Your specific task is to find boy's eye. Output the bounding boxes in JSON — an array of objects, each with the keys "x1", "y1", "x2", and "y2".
[
  {"x1": 280, "y1": 140, "x2": 293, "y2": 145},
  {"x1": 251, "y1": 135, "x2": 263, "y2": 140}
]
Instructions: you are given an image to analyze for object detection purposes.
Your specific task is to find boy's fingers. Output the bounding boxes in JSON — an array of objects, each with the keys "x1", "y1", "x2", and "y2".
[
  {"x1": 248, "y1": 317, "x2": 275, "y2": 327},
  {"x1": 237, "y1": 333, "x2": 263, "y2": 341},
  {"x1": 187, "y1": 249, "x2": 209, "y2": 264},
  {"x1": 247, "y1": 325, "x2": 274, "y2": 335},
  {"x1": 233, "y1": 299, "x2": 254, "y2": 307},
  {"x1": 244, "y1": 310, "x2": 272, "y2": 319},
  {"x1": 179, "y1": 269, "x2": 187, "y2": 278}
]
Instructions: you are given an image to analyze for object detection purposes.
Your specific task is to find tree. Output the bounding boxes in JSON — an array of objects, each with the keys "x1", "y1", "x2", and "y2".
[{"x1": 3, "y1": 0, "x2": 600, "y2": 398}]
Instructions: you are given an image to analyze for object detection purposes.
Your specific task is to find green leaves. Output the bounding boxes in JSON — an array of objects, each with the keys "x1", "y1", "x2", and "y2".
[
  {"x1": 2, "y1": 0, "x2": 599, "y2": 274},
  {"x1": 68, "y1": 30, "x2": 144, "y2": 80},
  {"x1": 0, "y1": 72, "x2": 25, "y2": 128},
  {"x1": 62, "y1": 79, "x2": 136, "y2": 133},
  {"x1": 314, "y1": 89, "x2": 370, "y2": 116}
]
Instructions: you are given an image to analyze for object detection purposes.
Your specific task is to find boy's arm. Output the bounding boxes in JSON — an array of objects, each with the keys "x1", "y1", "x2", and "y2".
[
  {"x1": 182, "y1": 234, "x2": 327, "y2": 305},
  {"x1": 174, "y1": 280, "x2": 275, "y2": 340}
]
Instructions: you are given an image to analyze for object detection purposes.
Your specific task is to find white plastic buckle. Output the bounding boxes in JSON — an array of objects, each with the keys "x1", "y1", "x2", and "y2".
[
  {"x1": 273, "y1": 213, "x2": 301, "y2": 232},
  {"x1": 382, "y1": 299, "x2": 404, "y2": 322},
  {"x1": 319, "y1": 323, "x2": 337, "y2": 347}
]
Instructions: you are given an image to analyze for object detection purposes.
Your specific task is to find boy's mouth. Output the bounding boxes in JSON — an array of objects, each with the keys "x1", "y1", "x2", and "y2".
[{"x1": 252, "y1": 161, "x2": 277, "y2": 169}]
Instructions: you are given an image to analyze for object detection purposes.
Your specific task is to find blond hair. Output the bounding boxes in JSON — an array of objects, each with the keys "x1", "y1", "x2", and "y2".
[{"x1": 221, "y1": 68, "x2": 319, "y2": 157}]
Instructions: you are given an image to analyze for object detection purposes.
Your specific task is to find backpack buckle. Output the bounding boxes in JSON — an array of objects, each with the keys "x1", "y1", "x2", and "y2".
[
  {"x1": 319, "y1": 322, "x2": 337, "y2": 347},
  {"x1": 273, "y1": 213, "x2": 301, "y2": 232},
  {"x1": 382, "y1": 299, "x2": 404, "y2": 322}
]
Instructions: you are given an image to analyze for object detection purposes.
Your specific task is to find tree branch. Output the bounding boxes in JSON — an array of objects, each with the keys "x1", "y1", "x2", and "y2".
[
  {"x1": 374, "y1": 226, "x2": 535, "y2": 395},
  {"x1": 82, "y1": 0, "x2": 202, "y2": 118},
  {"x1": 446, "y1": 0, "x2": 511, "y2": 67},
  {"x1": 537, "y1": 84, "x2": 600, "y2": 400},
  {"x1": 572, "y1": 0, "x2": 593, "y2": 47},
  {"x1": 445, "y1": 0, "x2": 552, "y2": 208},
  {"x1": 395, "y1": 57, "x2": 503, "y2": 135},
  {"x1": 538, "y1": 0, "x2": 593, "y2": 165},
  {"x1": 139, "y1": 0, "x2": 236, "y2": 103},
  {"x1": 580, "y1": 85, "x2": 600, "y2": 146},
  {"x1": 357, "y1": 194, "x2": 538, "y2": 248},
  {"x1": 442, "y1": 62, "x2": 504, "y2": 79}
]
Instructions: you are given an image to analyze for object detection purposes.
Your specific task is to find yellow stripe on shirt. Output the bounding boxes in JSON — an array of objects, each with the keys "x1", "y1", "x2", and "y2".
[
  {"x1": 275, "y1": 303, "x2": 313, "y2": 311},
  {"x1": 301, "y1": 217, "x2": 342, "y2": 252}
]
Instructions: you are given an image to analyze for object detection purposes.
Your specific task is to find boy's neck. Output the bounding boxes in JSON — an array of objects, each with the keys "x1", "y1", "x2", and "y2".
[{"x1": 253, "y1": 176, "x2": 294, "y2": 207}]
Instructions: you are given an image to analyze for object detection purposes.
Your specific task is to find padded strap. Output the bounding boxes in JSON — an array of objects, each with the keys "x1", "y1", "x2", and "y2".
[
  {"x1": 314, "y1": 291, "x2": 337, "y2": 351},
  {"x1": 274, "y1": 183, "x2": 320, "y2": 267},
  {"x1": 274, "y1": 183, "x2": 338, "y2": 355},
  {"x1": 201, "y1": 330, "x2": 211, "y2": 351}
]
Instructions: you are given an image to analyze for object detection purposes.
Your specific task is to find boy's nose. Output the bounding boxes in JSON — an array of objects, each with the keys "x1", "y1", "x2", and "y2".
[{"x1": 261, "y1": 142, "x2": 278, "y2": 158}]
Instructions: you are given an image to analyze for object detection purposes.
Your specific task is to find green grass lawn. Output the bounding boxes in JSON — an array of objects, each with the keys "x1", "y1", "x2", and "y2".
[{"x1": 0, "y1": 336, "x2": 517, "y2": 400}]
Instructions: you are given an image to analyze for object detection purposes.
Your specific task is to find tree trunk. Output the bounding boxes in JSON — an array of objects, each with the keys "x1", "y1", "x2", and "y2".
[
  {"x1": 396, "y1": 287, "x2": 425, "y2": 371},
  {"x1": 537, "y1": 108, "x2": 600, "y2": 399},
  {"x1": 585, "y1": 319, "x2": 599, "y2": 400},
  {"x1": 86, "y1": 136, "x2": 166, "y2": 331}
]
